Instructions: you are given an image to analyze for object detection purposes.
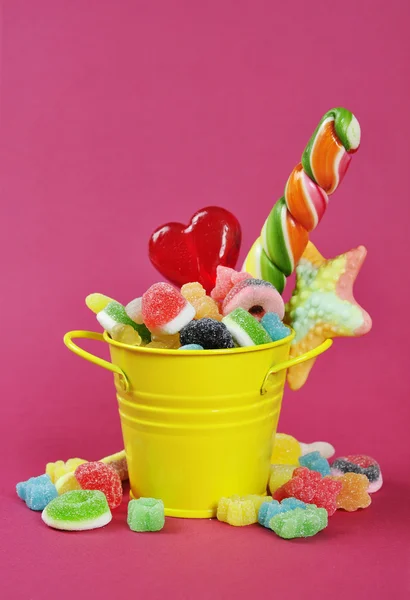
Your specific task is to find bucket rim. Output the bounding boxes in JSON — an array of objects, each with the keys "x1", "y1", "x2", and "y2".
[{"x1": 103, "y1": 328, "x2": 296, "y2": 355}]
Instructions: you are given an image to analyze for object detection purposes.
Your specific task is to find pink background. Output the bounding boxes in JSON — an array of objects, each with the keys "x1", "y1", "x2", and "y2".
[{"x1": 1, "y1": 0, "x2": 409, "y2": 598}]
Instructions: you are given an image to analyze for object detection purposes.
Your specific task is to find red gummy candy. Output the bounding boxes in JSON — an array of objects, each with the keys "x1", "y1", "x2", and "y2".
[
  {"x1": 273, "y1": 467, "x2": 342, "y2": 516},
  {"x1": 345, "y1": 455, "x2": 377, "y2": 469},
  {"x1": 149, "y1": 207, "x2": 242, "y2": 293},
  {"x1": 75, "y1": 462, "x2": 123, "y2": 509}
]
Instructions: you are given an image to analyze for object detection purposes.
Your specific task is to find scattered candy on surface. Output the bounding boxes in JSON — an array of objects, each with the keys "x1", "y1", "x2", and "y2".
[
  {"x1": 217, "y1": 495, "x2": 266, "y2": 526},
  {"x1": 300, "y1": 441, "x2": 335, "y2": 459},
  {"x1": 331, "y1": 473, "x2": 372, "y2": 511},
  {"x1": 261, "y1": 312, "x2": 291, "y2": 341},
  {"x1": 178, "y1": 344, "x2": 204, "y2": 350},
  {"x1": 221, "y1": 279, "x2": 285, "y2": 320},
  {"x1": 142, "y1": 282, "x2": 195, "y2": 335},
  {"x1": 111, "y1": 324, "x2": 142, "y2": 346},
  {"x1": 181, "y1": 282, "x2": 222, "y2": 321},
  {"x1": 85, "y1": 293, "x2": 115, "y2": 314},
  {"x1": 258, "y1": 498, "x2": 306, "y2": 528},
  {"x1": 210, "y1": 266, "x2": 252, "y2": 304},
  {"x1": 55, "y1": 472, "x2": 82, "y2": 495},
  {"x1": 299, "y1": 451, "x2": 331, "y2": 477},
  {"x1": 75, "y1": 462, "x2": 123, "y2": 509},
  {"x1": 271, "y1": 433, "x2": 301, "y2": 465},
  {"x1": 243, "y1": 107, "x2": 361, "y2": 293},
  {"x1": 16, "y1": 474, "x2": 58, "y2": 511},
  {"x1": 222, "y1": 308, "x2": 272, "y2": 347},
  {"x1": 127, "y1": 498, "x2": 165, "y2": 532},
  {"x1": 270, "y1": 505, "x2": 328, "y2": 539},
  {"x1": 285, "y1": 241, "x2": 372, "y2": 390},
  {"x1": 273, "y1": 467, "x2": 342, "y2": 516},
  {"x1": 269, "y1": 464, "x2": 297, "y2": 494},
  {"x1": 180, "y1": 318, "x2": 234, "y2": 349},
  {"x1": 97, "y1": 300, "x2": 151, "y2": 343},
  {"x1": 42, "y1": 490, "x2": 112, "y2": 531},
  {"x1": 331, "y1": 455, "x2": 382, "y2": 493},
  {"x1": 148, "y1": 206, "x2": 242, "y2": 293},
  {"x1": 46, "y1": 458, "x2": 88, "y2": 483},
  {"x1": 100, "y1": 450, "x2": 129, "y2": 481}
]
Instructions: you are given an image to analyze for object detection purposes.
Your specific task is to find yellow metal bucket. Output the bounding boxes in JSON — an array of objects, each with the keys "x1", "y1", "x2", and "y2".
[{"x1": 64, "y1": 330, "x2": 331, "y2": 518}]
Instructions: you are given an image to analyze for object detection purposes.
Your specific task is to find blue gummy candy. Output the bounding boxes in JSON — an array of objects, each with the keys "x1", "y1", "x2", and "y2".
[
  {"x1": 258, "y1": 498, "x2": 308, "y2": 528},
  {"x1": 178, "y1": 344, "x2": 204, "y2": 350},
  {"x1": 299, "y1": 451, "x2": 331, "y2": 477},
  {"x1": 260, "y1": 313, "x2": 291, "y2": 342},
  {"x1": 16, "y1": 474, "x2": 58, "y2": 511}
]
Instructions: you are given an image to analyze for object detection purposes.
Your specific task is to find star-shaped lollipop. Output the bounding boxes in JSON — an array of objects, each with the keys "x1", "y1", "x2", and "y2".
[{"x1": 285, "y1": 242, "x2": 372, "y2": 390}]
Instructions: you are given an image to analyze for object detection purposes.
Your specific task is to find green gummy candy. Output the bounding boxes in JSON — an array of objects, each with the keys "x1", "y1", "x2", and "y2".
[
  {"x1": 269, "y1": 505, "x2": 328, "y2": 539},
  {"x1": 127, "y1": 498, "x2": 165, "y2": 532},
  {"x1": 42, "y1": 490, "x2": 111, "y2": 530},
  {"x1": 223, "y1": 308, "x2": 272, "y2": 347},
  {"x1": 105, "y1": 302, "x2": 151, "y2": 343}
]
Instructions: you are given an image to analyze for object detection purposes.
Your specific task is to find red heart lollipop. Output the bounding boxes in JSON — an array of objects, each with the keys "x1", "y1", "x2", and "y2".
[{"x1": 149, "y1": 207, "x2": 242, "y2": 293}]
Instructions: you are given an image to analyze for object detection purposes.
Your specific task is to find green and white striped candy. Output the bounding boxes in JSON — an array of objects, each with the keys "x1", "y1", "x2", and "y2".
[
  {"x1": 97, "y1": 301, "x2": 151, "y2": 343},
  {"x1": 222, "y1": 308, "x2": 273, "y2": 347},
  {"x1": 41, "y1": 490, "x2": 112, "y2": 531}
]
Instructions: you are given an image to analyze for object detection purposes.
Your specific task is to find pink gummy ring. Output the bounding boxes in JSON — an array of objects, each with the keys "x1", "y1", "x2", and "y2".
[{"x1": 222, "y1": 279, "x2": 285, "y2": 320}]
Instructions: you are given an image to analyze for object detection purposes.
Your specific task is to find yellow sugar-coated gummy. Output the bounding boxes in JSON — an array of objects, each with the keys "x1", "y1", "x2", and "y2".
[
  {"x1": 269, "y1": 464, "x2": 297, "y2": 494},
  {"x1": 85, "y1": 293, "x2": 115, "y2": 314},
  {"x1": 111, "y1": 324, "x2": 142, "y2": 346},
  {"x1": 55, "y1": 472, "x2": 82, "y2": 495},
  {"x1": 271, "y1": 433, "x2": 302, "y2": 465},
  {"x1": 217, "y1": 495, "x2": 265, "y2": 526},
  {"x1": 46, "y1": 458, "x2": 88, "y2": 483},
  {"x1": 100, "y1": 450, "x2": 128, "y2": 481}
]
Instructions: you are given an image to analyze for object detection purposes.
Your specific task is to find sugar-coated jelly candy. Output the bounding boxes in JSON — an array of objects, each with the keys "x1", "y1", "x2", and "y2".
[
  {"x1": 85, "y1": 293, "x2": 115, "y2": 314},
  {"x1": 331, "y1": 473, "x2": 372, "y2": 511},
  {"x1": 210, "y1": 266, "x2": 252, "y2": 303},
  {"x1": 331, "y1": 455, "x2": 382, "y2": 493},
  {"x1": 261, "y1": 312, "x2": 291, "y2": 341},
  {"x1": 180, "y1": 318, "x2": 234, "y2": 349},
  {"x1": 217, "y1": 495, "x2": 265, "y2": 526},
  {"x1": 268, "y1": 464, "x2": 297, "y2": 494},
  {"x1": 178, "y1": 344, "x2": 204, "y2": 350},
  {"x1": 46, "y1": 458, "x2": 88, "y2": 483},
  {"x1": 42, "y1": 490, "x2": 112, "y2": 531},
  {"x1": 271, "y1": 433, "x2": 302, "y2": 465},
  {"x1": 273, "y1": 467, "x2": 342, "y2": 516},
  {"x1": 125, "y1": 297, "x2": 144, "y2": 324},
  {"x1": 300, "y1": 440, "x2": 335, "y2": 459},
  {"x1": 222, "y1": 308, "x2": 272, "y2": 347},
  {"x1": 75, "y1": 462, "x2": 123, "y2": 509},
  {"x1": 97, "y1": 301, "x2": 151, "y2": 343},
  {"x1": 270, "y1": 505, "x2": 328, "y2": 539},
  {"x1": 55, "y1": 472, "x2": 82, "y2": 495},
  {"x1": 222, "y1": 279, "x2": 285, "y2": 321},
  {"x1": 111, "y1": 324, "x2": 142, "y2": 345},
  {"x1": 258, "y1": 498, "x2": 306, "y2": 528},
  {"x1": 299, "y1": 451, "x2": 331, "y2": 477},
  {"x1": 16, "y1": 474, "x2": 58, "y2": 511},
  {"x1": 142, "y1": 282, "x2": 195, "y2": 335},
  {"x1": 100, "y1": 450, "x2": 128, "y2": 481},
  {"x1": 181, "y1": 282, "x2": 222, "y2": 321},
  {"x1": 127, "y1": 498, "x2": 165, "y2": 532},
  {"x1": 148, "y1": 206, "x2": 242, "y2": 293}
]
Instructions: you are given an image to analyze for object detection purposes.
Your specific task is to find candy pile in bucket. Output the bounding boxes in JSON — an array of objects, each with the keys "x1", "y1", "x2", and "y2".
[
  {"x1": 16, "y1": 434, "x2": 382, "y2": 538},
  {"x1": 16, "y1": 106, "x2": 376, "y2": 539}
]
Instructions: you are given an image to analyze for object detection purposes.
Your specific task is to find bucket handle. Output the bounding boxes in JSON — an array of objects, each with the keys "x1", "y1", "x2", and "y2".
[
  {"x1": 63, "y1": 330, "x2": 130, "y2": 392},
  {"x1": 260, "y1": 339, "x2": 333, "y2": 395}
]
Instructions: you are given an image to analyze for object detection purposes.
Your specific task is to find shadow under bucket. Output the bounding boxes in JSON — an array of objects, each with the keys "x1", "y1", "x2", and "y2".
[{"x1": 64, "y1": 329, "x2": 331, "y2": 518}]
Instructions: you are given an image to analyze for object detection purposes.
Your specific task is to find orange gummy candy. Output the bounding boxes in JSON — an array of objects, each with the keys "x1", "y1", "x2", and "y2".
[
  {"x1": 331, "y1": 473, "x2": 371, "y2": 512},
  {"x1": 181, "y1": 283, "x2": 222, "y2": 321}
]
